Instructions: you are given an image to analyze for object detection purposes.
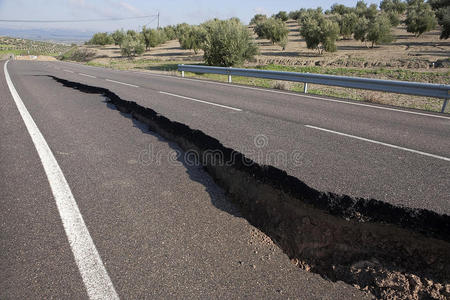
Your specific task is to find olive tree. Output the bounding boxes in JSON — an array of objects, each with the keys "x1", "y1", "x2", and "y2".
[
  {"x1": 202, "y1": 19, "x2": 258, "y2": 66},
  {"x1": 273, "y1": 11, "x2": 288, "y2": 22},
  {"x1": 111, "y1": 30, "x2": 125, "y2": 46},
  {"x1": 354, "y1": 14, "x2": 394, "y2": 47},
  {"x1": 250, "y1": 14, "x2": 267, "y2": 25},
  {"x1": 429, "y1": 0, "x2": 450, "y2": 39},
  {"x1": 87, "y1": 32, "x2": 113, "y2": 45},
  {"x1": 179, "y1": 25, "x2": 206, "y2": 54},
  {"x1": 299, "y1": 12, "x2": 340, "y2": 54},
  {"x1": 120, "y1": 35, "x2": 145, "y2": 57},
  {"x1": 405, "y1": 0, "x2": 437, "y2": 36},
  {"x1": 367, "y1": 14, "x2": 394, "y2": 47},
  {"x1": 254, "y1": 18, "x2": 289, "y2": 49},
  {"x1": 380, "y1": 0, "x2": 407, "y2": 14}
]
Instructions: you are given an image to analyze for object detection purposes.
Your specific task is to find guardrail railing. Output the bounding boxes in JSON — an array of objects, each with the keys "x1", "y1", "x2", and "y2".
[{"x1": 178, "y1": 64, "x2": 450, "y2": 113}]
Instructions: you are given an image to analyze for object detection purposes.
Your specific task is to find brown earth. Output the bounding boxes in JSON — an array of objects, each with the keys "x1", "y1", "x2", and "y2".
[{"x1": 84, "y1": 20, "x2": 449, "y2": 71}]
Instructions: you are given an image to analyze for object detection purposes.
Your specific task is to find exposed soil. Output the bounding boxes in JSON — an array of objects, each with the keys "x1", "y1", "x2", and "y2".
[{"x1": 82, "y1": 21, "x2": 449, "y2": 72}]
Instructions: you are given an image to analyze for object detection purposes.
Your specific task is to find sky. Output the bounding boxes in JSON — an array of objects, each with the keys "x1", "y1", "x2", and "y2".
[{"x1": 0, "y1": 0, "x2": 381, "y2": 32}]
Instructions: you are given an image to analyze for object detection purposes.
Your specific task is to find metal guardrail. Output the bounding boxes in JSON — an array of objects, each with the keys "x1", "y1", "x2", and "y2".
[{"x1": 178, "y1": 64, "x2": 450, "y2": 113}]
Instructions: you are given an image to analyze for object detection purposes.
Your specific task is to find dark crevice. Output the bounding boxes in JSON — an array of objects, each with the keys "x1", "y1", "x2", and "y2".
[{"x1": 49, "y1": 75, "x2": 450, "y2": 299}]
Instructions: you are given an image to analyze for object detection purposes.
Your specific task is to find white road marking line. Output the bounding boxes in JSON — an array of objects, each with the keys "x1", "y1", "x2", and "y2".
[
  {"x1": 139, "y1": 72, "x2": 450, "y2": 120},
  {"x1": 159, "y1": 91, "x2": 242, "y2": 111},
  {"x1": 79, "y1": 73, "x2": 97, "y2": 78},
  {"x1": 305, "y1": 124, "x2": 450, "y2": 162},
  {"x1": 105, "y1": 78, "x2": 139, "y2": 87},
  {"x1": 63, "y1": 69, "x2": 74, "y2": 73},
  {"x1": 4, "y1": 61, "x2": 119, "y2": 300},
  {"x1": 55, "y1": 61, "x2": 448, "y2": 120}
]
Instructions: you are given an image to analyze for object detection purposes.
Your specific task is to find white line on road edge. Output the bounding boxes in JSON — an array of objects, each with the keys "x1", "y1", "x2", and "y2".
[
  {"x1": 159, "y1": 91, "x2": 242, "y2": 111},
  {"x1": 305, "y1": 124, "x2": 450, "y2": 162},
  {"x1": 140, "y1": 72, "x2": 450, "y2": 120},
  {"x1": 105, "y1": 78, "x2": 139, "y2": 87},
  {"x1": 79, "y1": 73, "x2": 97, "y2": 78},
  {"x1": 63, "y1": 69, "x2": 74, "y2": 73},
  {"x1": 4, "y1": 61, "x2": 119, "y2": 300}
]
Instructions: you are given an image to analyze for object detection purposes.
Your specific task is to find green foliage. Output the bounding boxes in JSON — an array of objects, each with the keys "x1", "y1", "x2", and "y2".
[
  {"x1": 126, "y1": 30, "x2": 138, "y2": 38},
  {"x1": 405, "y1": 0, "x2": 437, "y2": 36},
  {"x1": 335, "y1": 12, "x2": 359, "y2": 38},
  {"x1": 329, "y1": 4, "x2": 354, "y2": 15},
  {"x1": 254, "y1": 18, "x2": 289, "y2": 49},
  {"x1": 59, "y1": 47, "x2": 96, "y2": 62},
  {"x1": 380, "y1": 0, "x2": 407, "y2": 14},
  {"x1": 387, "y1": 10, "x2": 402, "y2": 26},
  {"x1": 175, "y1": 23, "x2": 191, "y2": 39},
  {"x1": 111, "y1": 29, "x2": 125, "y2": 46},
  {"x1": 179, "y1": 25, "x2": 206, "y2": 54},
  {"x1": 299, "y1": 11, "x2": 340, "y2": 53},
  {"x1": 163, "y1": 26, "x2": 177, "y2": 40},
  {"x1": 201, "y1": 18, "x2": 258, "y2": 66},
  {"x1": 141, "y1": 26, "x2": 167, "y2": 49},
  {"x1": 354, "y1": 13, "x2": 395, "y2": 47},
  {"x1": 87, "y1": 32, "x2": 113, "y2": 45},
  {"x1": 429, "y1": 0, "x2": 450, "y2": 39},
  {"x1": 288, "y1": 9, "x2": 306, "y2": 20},
  {"x1": 354, "y1": 17, "x2": 370, "y2": 43},
  {"x1": 120, "y1": 35, "x2": 145, "y2": 57},
  {"x1": 250, "y1": 14, "x2": 267, "y2": 25},
  {"x1": 435, "y1": 6, "x2": 450, "y2": 39},
  {"x1": 273, "y1": 11, "x2": 288, "y2": 22},
  {"x1": 355, "y1": 1, "x2": 379, "y2": 20},
  {"x1": 367, "y1": 14, "x2": 395, "y2": 47}
]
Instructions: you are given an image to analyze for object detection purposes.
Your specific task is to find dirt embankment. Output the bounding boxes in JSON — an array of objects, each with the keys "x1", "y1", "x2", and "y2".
[{"x1": 50, "y1": 75, "x2": 450, "y2": 300}]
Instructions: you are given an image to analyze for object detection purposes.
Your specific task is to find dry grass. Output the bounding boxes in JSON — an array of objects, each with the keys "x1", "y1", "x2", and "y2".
[{"x1": 64, "y1": 20, "x2": 449, "y2": 113}]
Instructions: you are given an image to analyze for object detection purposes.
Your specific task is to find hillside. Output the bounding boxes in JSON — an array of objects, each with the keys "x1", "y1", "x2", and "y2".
[{"x1": 0, "y1": 36, "x2": 71, "y2": 59}]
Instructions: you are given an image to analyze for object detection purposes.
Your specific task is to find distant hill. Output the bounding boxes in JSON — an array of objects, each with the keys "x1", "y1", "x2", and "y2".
[
  {"x1": 0, "y1": 28, "x2": 95, "y2": 44},
  {"x1": 0, "y1": 36, "x2": 72, "y2": 57}
]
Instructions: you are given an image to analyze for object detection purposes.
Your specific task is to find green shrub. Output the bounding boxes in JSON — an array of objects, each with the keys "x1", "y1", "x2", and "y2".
[
  {"x1": 273, "y1": 11, "x2": 288, "y2": 22},
  {"x1": 87, "y1": 32, "x2": 113, "y2": 45},
  {"x1": 120, "y1": 35, "x2": 145, "y2": 57},
  {"x1": 250, "y1": 14, "x2": 267, "y2": 25},
  {"x1": 405, "y1": 0, "x2": 437, "y2": 36},
  {"x1": 429, "y1": 0, "x2": 450, "y2": 39},
  {"x1": 111, "y1": 29, "x2": 125, "y2": 46},
  {"x1": 299, "y1": 12, "x2": 340, "y2": 53},
  {"x1": 202, "y1": 19, "x2": 258, "y2": 66},
  {"x1": 367, "y1": 14, "x2": 395, "y2": 47},
  {"x1": 380, "y1": 0, "x2": 407, "y2": 14},
  {"x1": 141, "y1": 27, "x2": 167, "y2": 49},
  {"x1": 163, "y1": 26, "x2": 177, "y2": 40},
  {"x1": 59, "y1": 47, "x2": 96, "y2": 62},
  {"x1": 336, "y1": 12, "x2": 359, "y2": 38},
  {"x1": 329, "y1": 4, "x2": 355, "y2": 15},
  {"x1": 179, "y1": 25, "x2": 206, "y2": 54},
  {"x1": 254, "y1": 18, "x2": 289, "y2": 49}
]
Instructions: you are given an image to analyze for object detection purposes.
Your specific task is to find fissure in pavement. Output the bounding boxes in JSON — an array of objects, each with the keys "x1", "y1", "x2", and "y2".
[{"x1": 50, "y1": 76, "x2": 450, "y2": 299}]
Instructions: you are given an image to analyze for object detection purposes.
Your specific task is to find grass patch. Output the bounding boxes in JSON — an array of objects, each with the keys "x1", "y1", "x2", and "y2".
[{"x1": 256, "y1": 64, "x2": 450, "y2": 84}]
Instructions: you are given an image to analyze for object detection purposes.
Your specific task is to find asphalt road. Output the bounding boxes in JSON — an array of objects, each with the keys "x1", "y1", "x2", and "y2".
[{"x1": 1, "y1": 59, "x2": 448, "y2": 298}]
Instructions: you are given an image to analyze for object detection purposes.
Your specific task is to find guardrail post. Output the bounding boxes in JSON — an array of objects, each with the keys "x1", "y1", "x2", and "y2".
[
  {"x1": 303, "y1": 83, "x2": 308, "y2": 94},
  {"x1": 442, "y1": 98, "x2": 448, "y2": 113},
  {"x1": 181, "y1": 64, "x2": 185, "y2": 78},
  {"x1": 228, "y1": 67, "x2": 232, "y2": 83}
]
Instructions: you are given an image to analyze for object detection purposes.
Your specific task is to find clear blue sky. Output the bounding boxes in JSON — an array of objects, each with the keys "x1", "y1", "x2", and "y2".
[{"x1": 0, "y1": 0, "x2": 381, "y2": 32}]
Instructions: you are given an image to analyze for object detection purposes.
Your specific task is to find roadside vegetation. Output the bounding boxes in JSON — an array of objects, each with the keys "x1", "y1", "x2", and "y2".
[{"x1": 60, "y1": 0, "x2": 449, "y2": 113}]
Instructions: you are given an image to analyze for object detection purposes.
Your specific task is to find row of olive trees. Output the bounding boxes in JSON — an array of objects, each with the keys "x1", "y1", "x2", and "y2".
[
  {"x1": 87, "y1": 26, "x2": 178, "y2": 57},
  {"x1": 251, "y1": 0, "x2": 446, "y2": 54}
]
